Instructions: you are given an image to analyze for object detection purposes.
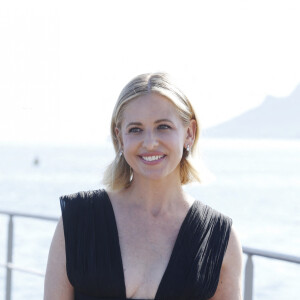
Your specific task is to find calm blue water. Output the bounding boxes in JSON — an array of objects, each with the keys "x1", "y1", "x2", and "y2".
[{"x1": 0, "y1": 139, "x2": 299, "y2": 300}]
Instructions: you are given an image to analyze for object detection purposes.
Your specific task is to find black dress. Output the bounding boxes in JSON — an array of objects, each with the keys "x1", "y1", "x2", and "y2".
[{"x1": 60, "y1": 189, "x2": 232, "y2": 300}]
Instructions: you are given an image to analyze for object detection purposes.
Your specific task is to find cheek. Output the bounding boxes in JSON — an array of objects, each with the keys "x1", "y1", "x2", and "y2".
[
  {"x1": 122, "y1": 134, "x2": 140, "y2": 150},
  {"x1": 162, "y1": 131, "x2": 185, "y2": 145},
  {"x1": 161, "y1": 134, "x2": 185, "y2": 156}
]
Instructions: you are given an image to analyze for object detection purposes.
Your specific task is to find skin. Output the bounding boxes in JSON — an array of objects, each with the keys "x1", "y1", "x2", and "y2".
[
  {"x1": 44, "y1": 93, "x2": 242, "y2": 299},
  {"x1": 44, "y1": 217, "x2": 73, "y2": 300}
]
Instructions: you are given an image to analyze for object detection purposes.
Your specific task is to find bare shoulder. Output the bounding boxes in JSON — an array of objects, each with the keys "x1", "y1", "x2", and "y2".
[
  {"x1": 224, "y1": 226, "x2": 243, "y2": 266},
  {"x1": 44, "y1": 217, "x2": 74, "y2": 300},
  {"x1": 210, "y1": 226, "x2": 243, "y2": 300}
]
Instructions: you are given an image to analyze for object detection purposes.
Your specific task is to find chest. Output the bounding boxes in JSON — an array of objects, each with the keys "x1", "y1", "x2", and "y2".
[{"x1": 115, "y1": 212, "x2": 183, "y2": 299}]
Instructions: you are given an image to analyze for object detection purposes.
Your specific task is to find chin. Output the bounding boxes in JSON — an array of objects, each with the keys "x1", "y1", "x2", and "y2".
[{"x1": 135, "y1": 169, "x2": 178, "y2": 182}]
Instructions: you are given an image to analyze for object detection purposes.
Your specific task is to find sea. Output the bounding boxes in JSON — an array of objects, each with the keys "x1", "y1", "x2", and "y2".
[{"x1": 0, "y1": 138, "x2": 299, "y2": 300}]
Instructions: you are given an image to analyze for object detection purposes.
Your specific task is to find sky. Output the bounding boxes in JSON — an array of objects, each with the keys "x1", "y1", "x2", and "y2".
[{"x1": 1, "y1": 0, "x2": 300, "y2": 145}]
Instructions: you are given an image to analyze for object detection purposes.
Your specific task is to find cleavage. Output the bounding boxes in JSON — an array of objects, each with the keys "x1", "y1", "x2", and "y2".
[{"x1": 116, "y1": 213, "x2": 181, "y2": 299}]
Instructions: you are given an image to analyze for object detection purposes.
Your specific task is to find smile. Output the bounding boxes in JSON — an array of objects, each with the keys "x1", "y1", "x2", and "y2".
[{"x1": 141, "y1": 155, "x2": 165, "y2": 162}]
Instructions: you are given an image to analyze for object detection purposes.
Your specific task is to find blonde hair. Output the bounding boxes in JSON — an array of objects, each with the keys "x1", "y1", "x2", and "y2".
[{"x1": 103, "y1": 72, "x2": 201, "y2": 191}]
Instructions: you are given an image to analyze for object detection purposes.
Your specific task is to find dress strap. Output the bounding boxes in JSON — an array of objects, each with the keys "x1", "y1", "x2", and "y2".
[
  {"x1": 60, "y1": 189, "x2": 126, "y2": 298},
  {"x1": 155, "y1": 200, "x2": 232, "y2": 300}
]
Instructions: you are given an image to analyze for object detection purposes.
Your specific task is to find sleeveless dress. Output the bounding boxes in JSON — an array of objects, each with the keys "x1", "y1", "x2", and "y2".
[{"x1": 60, "y1": 189, "x2": 232, "y2": 300}]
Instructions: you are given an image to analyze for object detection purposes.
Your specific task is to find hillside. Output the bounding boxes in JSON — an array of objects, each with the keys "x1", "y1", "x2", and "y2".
[{"x1": 203, "y1": 84, "x2": 300, "y2": 139}]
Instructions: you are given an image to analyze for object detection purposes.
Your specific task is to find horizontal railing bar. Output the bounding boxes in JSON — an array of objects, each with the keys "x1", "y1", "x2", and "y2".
[
  {"x1": 0, "y1": 262, "x2": 45, "y2": 277},
  {"x1": 0, "y1": 210, "x2": 59, "y2": 222},
  {"x1": 243, "y1": 246, "x2": 300, "y2": 264}
]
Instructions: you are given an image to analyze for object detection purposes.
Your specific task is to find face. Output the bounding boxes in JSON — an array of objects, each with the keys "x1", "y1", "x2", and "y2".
[{"x1": 115, "y1": 93, "x2": 195, "y2": 183}]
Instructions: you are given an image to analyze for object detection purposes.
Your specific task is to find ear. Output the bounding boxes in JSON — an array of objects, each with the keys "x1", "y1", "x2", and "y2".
[
  {"x1": 185, "y1": 119, "x2": 197, "y2": 146},
  {"x1": 115, "y1": 127, "x2": 123, "y2": 149}
]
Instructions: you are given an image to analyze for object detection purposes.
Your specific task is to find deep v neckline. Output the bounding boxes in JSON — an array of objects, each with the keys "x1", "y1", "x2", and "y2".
[{"x1": 103, "y1": 190, "x2": 197, "y2": 300}]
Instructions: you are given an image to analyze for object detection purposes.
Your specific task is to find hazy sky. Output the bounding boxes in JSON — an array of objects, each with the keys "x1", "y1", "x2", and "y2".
[{"x1": 1, "y1": 0, "x2": 300, "y2": 145}]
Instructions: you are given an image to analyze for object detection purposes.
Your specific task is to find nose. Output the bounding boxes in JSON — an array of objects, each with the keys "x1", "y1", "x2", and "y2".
[{"x1": 142, "y1": 130, "x2": 159, "y2": 150}]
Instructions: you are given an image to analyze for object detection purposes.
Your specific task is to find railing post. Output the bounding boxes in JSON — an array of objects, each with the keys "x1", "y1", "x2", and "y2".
[
  {"x1": 5, "y1": 215, "x2": 14, "y2": 300},
  {"x1": 244, "y1": 254, "x2": 254, "y2": 300}
]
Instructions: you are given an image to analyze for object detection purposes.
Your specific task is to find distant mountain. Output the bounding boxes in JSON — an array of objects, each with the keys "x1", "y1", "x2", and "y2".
[{"x1": 203, "y1": 84, "x2": 300, "y2": 139}]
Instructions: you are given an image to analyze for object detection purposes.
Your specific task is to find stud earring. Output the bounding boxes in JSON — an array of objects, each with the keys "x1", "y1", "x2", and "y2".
[
  {"x1": 186, "y1": 144, "x2": 190, "y2": 152},
  {"x1": 119, "y1": 150, "x2": 123, "y2": 157}
]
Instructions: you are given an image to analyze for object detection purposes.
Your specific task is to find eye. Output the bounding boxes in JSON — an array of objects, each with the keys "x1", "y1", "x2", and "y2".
[
  {"x1": 158, "y1": 124, "x2": 171, "y2": 130},
  {"x1": 128, "y1": 127, "x2": 142, "y2": 133}
]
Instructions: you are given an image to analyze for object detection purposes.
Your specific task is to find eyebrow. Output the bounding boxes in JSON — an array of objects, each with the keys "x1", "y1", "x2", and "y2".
[
  {"x1": 126, "y1": 119, "x2": 174, "y2": 129},
  {"x1": 126, "y1": 122, "x2": 142, "y2": 129},
  {"x1": 155, "y1": 119, "x2": 174, "y2": 124}
]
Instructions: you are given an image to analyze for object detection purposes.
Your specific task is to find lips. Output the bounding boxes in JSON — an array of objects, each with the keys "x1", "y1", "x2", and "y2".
[
  {"x1": 138, "y1": 152, "x2": 166, "y2": 164},
  {"x1": 141, "y1": 155, "x2": 165, "y2": 162}
]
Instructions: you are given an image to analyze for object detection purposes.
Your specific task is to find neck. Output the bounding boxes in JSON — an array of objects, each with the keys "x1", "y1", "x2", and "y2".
[{"x1": 120, "y1": 172, "x2": 190, "y2": 217}]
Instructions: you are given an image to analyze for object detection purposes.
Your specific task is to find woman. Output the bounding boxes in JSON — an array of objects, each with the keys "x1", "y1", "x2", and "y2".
[{"x1": 44, "y1": 73, "x2": 243, "y2": 300}]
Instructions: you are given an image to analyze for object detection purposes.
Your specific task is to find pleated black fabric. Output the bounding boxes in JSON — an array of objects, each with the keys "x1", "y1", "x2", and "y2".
[{"x1": 60, "y1": 189, "x2": 232, "y2": 300}]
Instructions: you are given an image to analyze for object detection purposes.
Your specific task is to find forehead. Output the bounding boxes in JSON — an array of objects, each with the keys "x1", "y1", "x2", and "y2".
[{"x1": 122, "y1": 93, "x2": 180, "y2": 122}]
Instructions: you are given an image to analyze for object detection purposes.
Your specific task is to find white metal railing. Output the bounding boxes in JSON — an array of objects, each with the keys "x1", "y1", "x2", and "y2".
[
  {"x1": 242, "y1": 246, "x2": 300, "y2": 300},
  {"x1": 1, "y1": 210, "x2": 300, "y2": 300},
  {"x1": 0, "y1": 211, "x2": 58, "y2": 300}
]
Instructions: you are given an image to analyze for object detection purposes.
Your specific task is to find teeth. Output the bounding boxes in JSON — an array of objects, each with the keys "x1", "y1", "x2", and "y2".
[{"x1": 142, "y1": 155, "x2": 164, "y2": 161}]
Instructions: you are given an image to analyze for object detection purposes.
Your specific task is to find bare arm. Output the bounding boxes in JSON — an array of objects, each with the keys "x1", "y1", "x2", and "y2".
[
  {"x1": 210, "y1": 226, "x2": 243, "y2": 300},
  {"x1": 44, "y1": 217, "x2": 74, "y2": 300}
]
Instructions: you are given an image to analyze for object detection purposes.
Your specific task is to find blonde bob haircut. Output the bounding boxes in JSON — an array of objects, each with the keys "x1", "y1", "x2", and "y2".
[{"x1": 103, "y1": 72, "x2": 201, "y2": 191}]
